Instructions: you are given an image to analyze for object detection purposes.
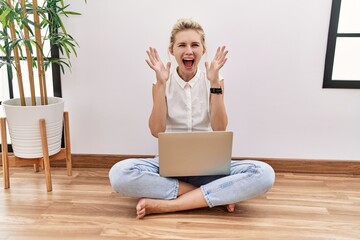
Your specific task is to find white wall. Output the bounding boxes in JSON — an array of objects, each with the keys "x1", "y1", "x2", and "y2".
[{"x1": 61, "y1": 0, "x2": 360, "y2": 160}]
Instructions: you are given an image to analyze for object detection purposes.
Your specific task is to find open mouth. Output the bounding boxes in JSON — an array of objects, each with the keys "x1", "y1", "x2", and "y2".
[{"x1": 183, "y1": 59, "x2": 194, "y2": 68}]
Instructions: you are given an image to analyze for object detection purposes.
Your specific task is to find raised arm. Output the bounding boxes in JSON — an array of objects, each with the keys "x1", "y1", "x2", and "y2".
[
  {"x1": 146, "y1": 47, "x2": 171, "y2": 138},
  {"x1": 205, "y1": 46, "x2": 229, "y2": 131}
]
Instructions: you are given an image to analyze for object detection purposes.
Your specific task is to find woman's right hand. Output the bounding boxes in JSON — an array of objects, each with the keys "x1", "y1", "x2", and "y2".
[{"x1": 146, "y1": 47, "x2": 171, "y2": 85}]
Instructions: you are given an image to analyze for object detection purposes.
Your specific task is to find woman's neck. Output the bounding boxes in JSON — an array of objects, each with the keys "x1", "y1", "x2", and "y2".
[{"x1": 177, "y1": 67, "x2": 197, "y2": 82}]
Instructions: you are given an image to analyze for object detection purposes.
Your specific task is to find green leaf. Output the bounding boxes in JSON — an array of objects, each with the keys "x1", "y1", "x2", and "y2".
[
  {"x1": 62, "y1": 11, "x2": 81, "y2": 16},
  {"x1": 0, "y1": 7, "x2": 11, "y2": 26}
]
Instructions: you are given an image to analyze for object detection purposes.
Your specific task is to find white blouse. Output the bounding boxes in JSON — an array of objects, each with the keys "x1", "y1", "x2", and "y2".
[{"x1": 159, "y1": 68, "x2": 222, "y2": 132}]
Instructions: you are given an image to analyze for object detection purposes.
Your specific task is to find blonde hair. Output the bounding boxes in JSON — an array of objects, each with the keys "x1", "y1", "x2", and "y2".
[{"x1": 168, "y1": 18, "x2": 206, "y2": 53}]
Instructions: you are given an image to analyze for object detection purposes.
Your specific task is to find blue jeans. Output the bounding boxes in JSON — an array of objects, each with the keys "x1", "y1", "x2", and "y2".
[{"x1": 109, "y1": 157, "x2": 275, "y2": 207}]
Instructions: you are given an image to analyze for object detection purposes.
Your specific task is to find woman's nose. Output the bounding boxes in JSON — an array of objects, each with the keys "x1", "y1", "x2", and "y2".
[{"x1": 185, "y1": 45, "x2": 192, "y2": 54}]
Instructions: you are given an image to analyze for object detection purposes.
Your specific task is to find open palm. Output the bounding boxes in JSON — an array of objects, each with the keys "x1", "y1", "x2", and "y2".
[
  {"x1": 146, "y1": 47, "x2": 171, "y2": 84},
  {"x1": 205, "y1": 46, "x2": 228, "y2": 84}
]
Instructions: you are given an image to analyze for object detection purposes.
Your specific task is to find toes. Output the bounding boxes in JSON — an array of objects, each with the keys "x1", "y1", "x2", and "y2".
[
  {"x1": 137, "y1": 209, "x2": 146, "y2": 219},
  {"x1": 227, "y1": 204, "x2": 236, "y2": 213},
  {"x1": 136, "y1": 198, "x2": 147, "y2": 219}
]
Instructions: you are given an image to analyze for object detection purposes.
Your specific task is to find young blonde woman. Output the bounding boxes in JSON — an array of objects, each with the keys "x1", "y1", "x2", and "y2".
[{"x1": 109, "y1": 18, "x2": 275, "y2": 219}]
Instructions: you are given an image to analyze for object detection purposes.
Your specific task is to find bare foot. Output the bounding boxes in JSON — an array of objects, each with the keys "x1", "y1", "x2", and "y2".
[
  {"x1": 136, "y1": 198, "x2": 171, "y2": 219},
  {"x1": 226, "y1": 203, "x2": 236, "y2": 213}
]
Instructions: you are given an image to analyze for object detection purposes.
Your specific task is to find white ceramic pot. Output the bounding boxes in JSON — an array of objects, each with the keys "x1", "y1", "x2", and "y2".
[{"x1": 2, "y1": 97, "x2": 64, "y2": 158}]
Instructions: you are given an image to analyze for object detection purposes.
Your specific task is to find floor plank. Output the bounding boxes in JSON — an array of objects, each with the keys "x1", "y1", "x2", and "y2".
[{"x1": 0, "y1": 168, "x2": 359, "y2": 240}]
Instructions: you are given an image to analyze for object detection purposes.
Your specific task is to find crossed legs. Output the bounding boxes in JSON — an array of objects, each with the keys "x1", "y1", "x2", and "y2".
[{"x1": 136, "y1": 181, "x2": 235, "y2": 219}]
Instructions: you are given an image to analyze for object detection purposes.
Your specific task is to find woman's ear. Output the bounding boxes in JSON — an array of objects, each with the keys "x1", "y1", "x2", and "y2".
[{"x1": 169, "y1": 48, "x2": 174, "y2": 56}]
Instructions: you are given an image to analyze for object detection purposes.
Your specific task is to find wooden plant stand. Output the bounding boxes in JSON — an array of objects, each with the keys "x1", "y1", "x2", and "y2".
[{"x1": 1, "y1": 112, "x2": 72, "y2": 192}]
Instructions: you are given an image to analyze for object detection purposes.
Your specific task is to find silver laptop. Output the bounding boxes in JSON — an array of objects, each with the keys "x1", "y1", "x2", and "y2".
[{"x1": 158, "y1": 131, "x2": 233, "y2": 177}]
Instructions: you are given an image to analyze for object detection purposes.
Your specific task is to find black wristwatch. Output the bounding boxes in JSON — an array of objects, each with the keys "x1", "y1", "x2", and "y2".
[{"x1": 210, "y1": 87, "x2": 223, "y2": 94}]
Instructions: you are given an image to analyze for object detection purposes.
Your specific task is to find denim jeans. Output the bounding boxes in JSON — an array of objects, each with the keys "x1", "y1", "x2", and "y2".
[{"x1": 109, "y1": 157, "x2": 275, "y2": 207}]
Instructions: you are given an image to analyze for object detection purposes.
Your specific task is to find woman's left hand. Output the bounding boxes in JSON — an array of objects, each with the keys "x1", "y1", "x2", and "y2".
[{"x1": 205, "y1": 46, "x2": 228, "y2": 85}]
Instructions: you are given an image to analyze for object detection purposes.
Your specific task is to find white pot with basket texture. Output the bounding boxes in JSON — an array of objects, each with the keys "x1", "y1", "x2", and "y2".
[{"x1": 2, "y1": 97, "x2": 64, "y2": 158}]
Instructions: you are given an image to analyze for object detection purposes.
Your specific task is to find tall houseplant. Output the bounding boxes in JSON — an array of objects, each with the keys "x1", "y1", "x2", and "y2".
[{"x1": 0, "y1": 0, "x2": 81, "y2": 158}]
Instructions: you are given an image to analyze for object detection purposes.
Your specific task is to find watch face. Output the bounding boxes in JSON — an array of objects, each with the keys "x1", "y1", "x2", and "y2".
[{"x1": 210, "y1": 88, "x2": 222, "y2": 94}]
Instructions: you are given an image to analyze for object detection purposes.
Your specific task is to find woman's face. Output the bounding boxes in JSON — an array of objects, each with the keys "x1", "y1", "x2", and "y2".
[{"x1": 170, "y1": 29, "x2": 205, "y2": 81}]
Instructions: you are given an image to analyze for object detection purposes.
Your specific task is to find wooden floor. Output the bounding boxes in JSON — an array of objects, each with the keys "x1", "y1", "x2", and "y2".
[{"x1": 0, "y1": 167, "x2": 359, "y2": 240}]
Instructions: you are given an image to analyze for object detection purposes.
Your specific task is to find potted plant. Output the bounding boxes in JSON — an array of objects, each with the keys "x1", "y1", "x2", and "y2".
[{"x1": 0, "y1": 0, "x2": 81, "y2": 158}]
